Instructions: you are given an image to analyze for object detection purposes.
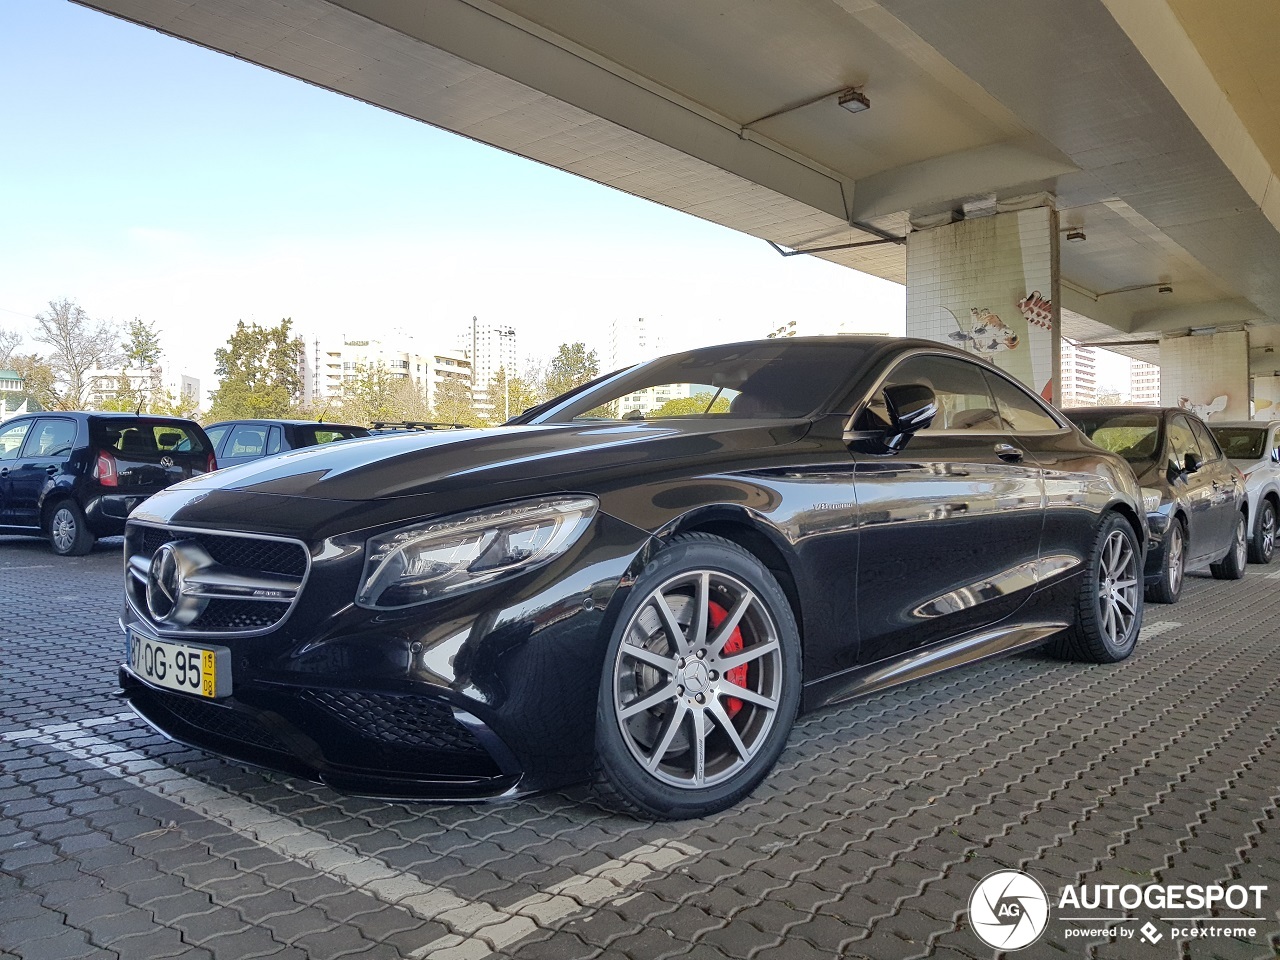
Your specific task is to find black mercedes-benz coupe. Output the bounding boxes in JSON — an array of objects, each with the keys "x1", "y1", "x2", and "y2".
[{"x1": 119, "y1": 337, "x2": 1147, "y2": 819}]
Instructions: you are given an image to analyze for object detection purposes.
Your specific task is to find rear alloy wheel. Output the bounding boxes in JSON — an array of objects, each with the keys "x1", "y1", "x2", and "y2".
[
  {"x1": 1050, "y1": 513, "x2": 1143, "y2": 662},
  {"x1": 1211, "y1": 512, "x2": 1248, "y2": 580},
  {"x1": 1249, "y1": 500, "x2": 1275, "y2": 564},
  {"x1": 594, "y1": 534, "x2": 800, "y2": 819},
  {"x1": 1146, "y1": 519, "x2": 1184, "y2": 604},
  {"x1": 47, "y1": 501, "x2": 94, "y2": 557}
]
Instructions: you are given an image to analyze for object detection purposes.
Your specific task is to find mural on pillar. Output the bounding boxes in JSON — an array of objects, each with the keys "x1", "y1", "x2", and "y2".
[
  {"x1": 1253, "y1": 377, "x2": 1280, "y2": 420},
  {"x1": 906, "y1": 207, "x2": 1056, "y2": 400},
  {"x1": 1160, "y1": 331, "x2": 1249, "y2": 422}
]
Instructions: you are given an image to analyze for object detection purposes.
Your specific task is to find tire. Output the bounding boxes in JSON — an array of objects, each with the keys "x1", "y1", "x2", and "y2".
[
  {"x1": 46, "y1": 501, "x2": 94, "y2": 557},
  {"x1": 1145, "y1": 518, "x2": 1184, "y2": 604},
  {"x1": 1049, "y1": 513, "x2": 1143, "y2": 663},
  {"x1": 593, "y1": 533, "x2": 801, "y2": 819},
  {"x1": 1249, "y1": 499, "x2": 1275, "y2": 565},
  {"x1": 1210, "y1": 512, "x2": 1248, "y2": 580}
]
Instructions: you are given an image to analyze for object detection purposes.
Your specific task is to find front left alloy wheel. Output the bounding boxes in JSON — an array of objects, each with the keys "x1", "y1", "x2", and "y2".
[{"x1": 594, "y1": 533, "x2": 800, "y2": 819}]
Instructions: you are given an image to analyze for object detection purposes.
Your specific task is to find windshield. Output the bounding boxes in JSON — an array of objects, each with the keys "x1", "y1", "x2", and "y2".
[
  {"x1": 1066, "y1": 412, "x2": 1162, "y2": 463},
  {"x1": 1211, "y1": 426, "x2": 1267, "y2": 461},
  {"x1": 529, "y1": 341, "x2": 874, "y2": 424}
]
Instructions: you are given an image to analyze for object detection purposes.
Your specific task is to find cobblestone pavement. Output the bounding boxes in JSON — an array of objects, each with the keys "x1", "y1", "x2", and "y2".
[{"x1": 3, "y1": 535, "x2": 1279, "y2": 960}]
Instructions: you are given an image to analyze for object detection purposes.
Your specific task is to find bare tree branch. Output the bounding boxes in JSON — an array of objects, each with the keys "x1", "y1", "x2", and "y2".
[{"x1": 32, "y1": 298, "x2": 125, "y2": 408}]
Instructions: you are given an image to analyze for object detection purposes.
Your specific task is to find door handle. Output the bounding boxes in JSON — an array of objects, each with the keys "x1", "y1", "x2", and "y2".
[
  {"x1": 45, "y1": 465, "x2": 59, "y2": 475},
  {"x1": 994, "y1": 443, "x2": 1024, "y2": 463},
  {"x1": 0, "y1": 466, "x2": 8, "y2": 478}
]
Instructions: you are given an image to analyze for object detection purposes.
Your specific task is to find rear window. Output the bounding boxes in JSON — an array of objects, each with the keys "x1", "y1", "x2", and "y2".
[
  {"x1": 1067, "y1": 413, "x2": 1161, "y2": 463},
  {"x1": 300, "y1": 426, "x2": 368, "y2": 446},
  {"x1": 93, "y1": 420, "x2": 207, "y2": 455},
  {"x1": 1211, "y1": 427, "x2": 1267, "y2": 461}
]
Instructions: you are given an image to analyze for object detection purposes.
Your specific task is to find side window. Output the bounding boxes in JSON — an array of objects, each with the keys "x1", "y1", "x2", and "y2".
[
  {"x1": 983, "y1": 372, "x2": 1061, "y2": 433},
  {"x1": 0, "y1": 420, "x2": 33, "y2": 461},
  {"x1": 870, "y1": 355, "x2": 1001, "y2": 432},
  {"x1": 25, "y1": 418, "x2": 77, "y2": 457},
  {"x1": 227, "y1": 425, "x2": 267, "y2": 458},
  {"x1": 1167, "y1": 415, "x2": 1201, "y2": 468},
  {"x1": 204, "y1": 425, "x2": 230, "y2": 452},
  {"x1": 267, "y1": 426, "x2": 282, "y2": 455},
  {"x1": 1188, "y1": 418, "x2": 1221, "y2": 462}
]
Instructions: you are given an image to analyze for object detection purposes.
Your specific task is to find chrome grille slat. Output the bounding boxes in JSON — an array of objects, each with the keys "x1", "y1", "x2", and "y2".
[{"x1": 126, "y1": 522, "x2": 310, "y2": 637}]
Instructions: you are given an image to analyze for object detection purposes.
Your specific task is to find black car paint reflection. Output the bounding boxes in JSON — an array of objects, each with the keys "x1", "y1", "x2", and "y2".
[{"x1": 118, "y1": 338, "x2": 1146, "y2": 802}]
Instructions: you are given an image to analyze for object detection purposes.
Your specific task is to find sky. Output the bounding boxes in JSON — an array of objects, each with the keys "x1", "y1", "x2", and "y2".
[{"x1": 0, "y1": 0, "x2": 909, "y2": 400}]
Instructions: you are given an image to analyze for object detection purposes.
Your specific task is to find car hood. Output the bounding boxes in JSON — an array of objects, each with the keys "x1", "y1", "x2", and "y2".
[{"x1": 161, "y1": 420, "x2": 812, "y2": 502}]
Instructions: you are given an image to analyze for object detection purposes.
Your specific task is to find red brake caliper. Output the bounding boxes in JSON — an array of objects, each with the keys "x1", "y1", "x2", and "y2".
[{"x1": 707, "y1": 600, "x2": 747, "y2": 718}]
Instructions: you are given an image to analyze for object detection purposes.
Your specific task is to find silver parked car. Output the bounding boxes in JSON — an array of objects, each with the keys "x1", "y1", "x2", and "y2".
[{"x1": 1210, "y1": 420, "x2": 1280, "y2": 564}]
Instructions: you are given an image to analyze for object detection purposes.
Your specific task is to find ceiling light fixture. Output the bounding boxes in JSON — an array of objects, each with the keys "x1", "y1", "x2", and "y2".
[
  {"x1": 1065, "y1": 229, "x2": 1086, "y2": 243},
  {"x1": 838, "y1": 88, "x2": 870, "y2": 114}
]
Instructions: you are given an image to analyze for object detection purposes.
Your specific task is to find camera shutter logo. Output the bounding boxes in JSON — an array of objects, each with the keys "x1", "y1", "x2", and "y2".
[{"x1": 968, "y1": 870, "x2": 1050, "y2": 950}]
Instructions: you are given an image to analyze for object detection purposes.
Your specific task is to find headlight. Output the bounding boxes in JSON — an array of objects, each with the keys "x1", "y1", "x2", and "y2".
[
  {"x1": 1140, "y1": 487, "x2": 1163, "y2": 513},
  {"x1": 357, "y1": 496, "x2": 598, "y2": 609}
]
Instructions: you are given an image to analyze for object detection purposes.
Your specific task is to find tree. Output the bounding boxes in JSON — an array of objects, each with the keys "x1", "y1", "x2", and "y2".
[
  {"x1": 0, "y1": 326, "x2": 19, "y2": 368},
  {"x1": 8, "y1": 355, "x2": 58, "y2": 411},
  {"x1": 430, "y1": 377, "x2": 483, "y2": 427},
  {"x1": 95, "y1": 372, "x2": 143, "y2": 413},
  {"x1": 543, "y1": 342, "x2": 599, "y2": 400},
  {"x1": 208, "y1": 318, "x2": 305, "y2": 420},
  {"x1": 123, "y1": 317, "x2": 163, "y2": 370},
  {"x1": 485, "y1": 366, "x2": 543, "y2": 424},
  {"x1": 651, "y1": 392, "x2": 731, "y2": 418},
  {"x1": 340, "y1": 361, "x2": 402, "y2": 425},
  {"x1": 151, "y1": 387, "x2": 201, "y2": 420},
  {"x1": 392, "y1": 378, "x2": 433, "y2": 423},
  {"x1": 32, "y1": 298, "x2": 123, "y2": 408}
]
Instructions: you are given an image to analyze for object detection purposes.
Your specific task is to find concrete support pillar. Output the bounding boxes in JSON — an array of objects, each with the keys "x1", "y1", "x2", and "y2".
[
  {"x1": 1159, "y1": 331, "x2": 1250, "y2": 421},
  {"x1": 905, "y1": 206, "x2": 1060, "y2": 402}
]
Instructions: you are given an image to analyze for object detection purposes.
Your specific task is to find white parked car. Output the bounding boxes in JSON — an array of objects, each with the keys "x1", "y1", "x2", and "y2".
[{"x1": 1210, "y1": 420, "x2": 1280, "y2": 564}]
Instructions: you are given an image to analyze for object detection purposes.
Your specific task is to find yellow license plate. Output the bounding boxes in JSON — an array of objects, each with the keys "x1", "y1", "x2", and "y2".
[{"x1": 127, "y1": 630, "x2": 231, "y2": 698}]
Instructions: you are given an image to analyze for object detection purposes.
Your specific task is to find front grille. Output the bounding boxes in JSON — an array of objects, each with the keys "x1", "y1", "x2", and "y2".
[
  {"x1": 302, "y1": 690, "x2": 486, "y2": 755},
  {"x1": 127, "y1": 522, "x2": 309, "y2": 636},
  {"x1": 186, "y1": 599, "x2": 293, "y2": 632},
  {"x1": 137, "y1": 527, "x2": 306, "y2": 577},
  {"x1": 149, "y1": 689, "x2": 290, "y2": 754}
]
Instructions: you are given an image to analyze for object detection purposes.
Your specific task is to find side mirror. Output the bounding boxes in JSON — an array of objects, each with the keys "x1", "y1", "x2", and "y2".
[
  {"x1": 883, "y1": 383, "x2": 937, "y2": 450},
  {"x1": 1183, "y1": 451, "x2": 1201, "y2": 474}
]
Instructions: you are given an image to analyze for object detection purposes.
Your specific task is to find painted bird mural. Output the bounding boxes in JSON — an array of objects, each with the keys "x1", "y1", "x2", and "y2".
[{"x1": 945, "y1": 307, "x2": 1020, "y2": 354}]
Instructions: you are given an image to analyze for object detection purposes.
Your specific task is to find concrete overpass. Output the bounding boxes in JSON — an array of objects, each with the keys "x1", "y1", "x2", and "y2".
[{"x1": 77, "y1": 0, "x2": 1280, "y2": 411}]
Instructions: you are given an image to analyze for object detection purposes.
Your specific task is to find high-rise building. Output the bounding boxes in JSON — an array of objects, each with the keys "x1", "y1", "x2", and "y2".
[
  {"x1": 608, "y1": 316, "x2": 657, "y2": 370},
  {"x1": 459, "y1": 317, "x2": 518, "y2": 414},
  {"x1": 85, "y1": 366, "x2": 201, "y2": 411},
  {"x1": 1129, "y1": 359, "x2": 1161, "y2": 405},
  {"x1": 607, "y1": 317, "x2": 688, "y2": 416},
  {"x1": 1060, "y1": 339, "x2": 1098, "y2": 407},
  {"x1": 305, "y1": 336, "x2": 471, "y2": 412}
]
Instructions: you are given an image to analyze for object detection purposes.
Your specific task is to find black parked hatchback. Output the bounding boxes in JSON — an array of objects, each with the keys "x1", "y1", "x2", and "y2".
[{"x1": 0, "y1": 412, "x2": 215, "y2": 555}]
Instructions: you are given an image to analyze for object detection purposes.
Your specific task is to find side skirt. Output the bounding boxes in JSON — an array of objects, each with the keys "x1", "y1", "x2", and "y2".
[{"x1": 801, "y1": 620, "x2": 1069, "y2": 713}]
